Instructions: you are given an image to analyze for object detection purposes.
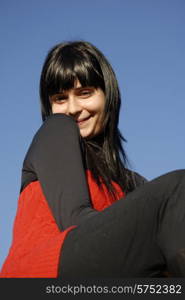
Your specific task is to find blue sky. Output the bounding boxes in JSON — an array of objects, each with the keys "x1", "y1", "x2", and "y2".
[{"x1": 0, "y1": 0, "x2": 184, "y2": 269}]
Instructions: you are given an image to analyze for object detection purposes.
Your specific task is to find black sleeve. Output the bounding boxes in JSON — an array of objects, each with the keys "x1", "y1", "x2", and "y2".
[{"x1": 21, "y1": 114, "x2": 98, "y2": 232}]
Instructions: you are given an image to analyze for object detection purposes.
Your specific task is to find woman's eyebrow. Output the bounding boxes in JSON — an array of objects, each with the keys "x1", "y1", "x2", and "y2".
[
  {"x1": 74, "y1": 86, "x2": 93, "y2": 91},
  {"x1": 56, "y1": 86, "x2": 93, "y2": 95}
]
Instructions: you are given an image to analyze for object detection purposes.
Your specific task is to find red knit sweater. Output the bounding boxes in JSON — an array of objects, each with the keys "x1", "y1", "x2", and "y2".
[{"x1": 0, "y1": 170, "x2": 124, "y2": 278}]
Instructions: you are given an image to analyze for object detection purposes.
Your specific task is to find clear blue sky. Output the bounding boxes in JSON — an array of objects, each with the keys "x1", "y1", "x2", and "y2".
[{"x1": 0, "y1": 0, "x2": 185, "y2": 269}]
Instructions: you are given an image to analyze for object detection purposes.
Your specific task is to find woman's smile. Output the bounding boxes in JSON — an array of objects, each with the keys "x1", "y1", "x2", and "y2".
[{"x1": 76, "y1": 116, "x2": 91, "y2": 125}]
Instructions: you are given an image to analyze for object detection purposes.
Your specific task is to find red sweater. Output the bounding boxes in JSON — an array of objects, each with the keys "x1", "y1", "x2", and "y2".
[{"x1": 0, "y1": 170, "x2": 124, "y2": 278}]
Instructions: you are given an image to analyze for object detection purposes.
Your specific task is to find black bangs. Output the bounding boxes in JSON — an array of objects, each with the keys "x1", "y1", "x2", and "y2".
[{"x1": 45, "y1": 45, "x2": 105, "y2": 96}]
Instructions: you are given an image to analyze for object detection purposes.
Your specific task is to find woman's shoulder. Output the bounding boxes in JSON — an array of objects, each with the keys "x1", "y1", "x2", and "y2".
[{"x1": 126, "y1": 168, "x2": 148, "y2": 189}]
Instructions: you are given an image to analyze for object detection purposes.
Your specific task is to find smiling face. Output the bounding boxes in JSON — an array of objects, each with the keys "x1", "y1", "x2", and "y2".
[{"x1": 50, "y1": 81, "x2": 106, "y2": 139}]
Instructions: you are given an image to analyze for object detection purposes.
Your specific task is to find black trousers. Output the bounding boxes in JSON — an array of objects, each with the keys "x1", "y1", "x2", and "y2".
[{"x1": 22, "y1": 114, "x2": 185, "y2": 278}]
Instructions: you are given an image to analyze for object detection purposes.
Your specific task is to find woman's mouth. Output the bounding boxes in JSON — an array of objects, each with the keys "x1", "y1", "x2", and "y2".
[{"x1": 76, "y1": 116, "x2": 91, "y2": 125}]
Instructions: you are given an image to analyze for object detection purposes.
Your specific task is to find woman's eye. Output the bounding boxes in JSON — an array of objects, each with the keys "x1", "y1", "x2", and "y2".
[
  {"x1": 51, "y1": 94, "x2": 66, "y2": 103},
  {"x1": 80, "y1": 89, "x2": 93, "y2": 97},
  {"x1": 56, "y1": 96, "x2": 65, "y2": 101}
]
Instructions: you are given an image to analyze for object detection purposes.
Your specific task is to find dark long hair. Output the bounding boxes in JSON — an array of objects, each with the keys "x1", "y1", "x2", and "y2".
[{"x1": 39, "y1": 40, "x2": 136, "y2": 197}]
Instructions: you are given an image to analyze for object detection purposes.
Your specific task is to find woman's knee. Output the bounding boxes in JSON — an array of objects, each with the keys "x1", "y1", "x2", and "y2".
[
  {"x1": 155, "y1": 169, "x2": 185, "y2": 183},
  {"x1": 44, "y1": 113, "x2": 78, "y2": 130},
  {"x1": 145, "y1": 169, "x2": 185, "y2": 201},
  {"x1": 38, "y1": 113, "x2": 80, "y2": 139},
  {"x1": 165, "y1": 169, "x2": 185, "y2": 183}
]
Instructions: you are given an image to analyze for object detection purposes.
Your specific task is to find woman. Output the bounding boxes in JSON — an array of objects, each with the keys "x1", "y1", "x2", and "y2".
[{"x1": 1, "y1": 41, "x2": 185, "y2": 278}]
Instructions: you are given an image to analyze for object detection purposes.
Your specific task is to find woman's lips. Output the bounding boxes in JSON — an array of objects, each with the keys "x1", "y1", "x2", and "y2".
[{"x1": 76, "y1": 116, "x2": 91, "y2": 125}]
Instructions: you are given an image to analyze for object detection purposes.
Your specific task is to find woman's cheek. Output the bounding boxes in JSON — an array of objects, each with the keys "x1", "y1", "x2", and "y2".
[{"x1": 52, "y1": 104, "x2": 65, "y2": 114}]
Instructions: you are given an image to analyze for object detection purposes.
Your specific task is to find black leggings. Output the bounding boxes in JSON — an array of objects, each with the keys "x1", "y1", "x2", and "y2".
[{"x1": 22, "y1": 114, "x2": 185, "y2": 278}]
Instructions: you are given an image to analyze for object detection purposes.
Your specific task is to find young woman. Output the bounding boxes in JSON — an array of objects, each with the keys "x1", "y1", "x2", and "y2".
[{"x1": 1, "y1": 41, "x2": 185, "y2": 278}]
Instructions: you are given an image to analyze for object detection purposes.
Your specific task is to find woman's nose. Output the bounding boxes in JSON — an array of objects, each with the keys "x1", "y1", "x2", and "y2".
[{"x1": 67, "y1": 97, "x2": 82, "y2": 116}]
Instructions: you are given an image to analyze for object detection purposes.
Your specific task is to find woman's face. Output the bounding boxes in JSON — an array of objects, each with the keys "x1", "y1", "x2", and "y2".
[{"x1": 50, "y1": 80, "x2": 105, "y2": 139}]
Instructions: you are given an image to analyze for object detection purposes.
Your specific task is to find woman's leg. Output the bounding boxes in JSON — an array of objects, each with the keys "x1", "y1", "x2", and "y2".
[
  {"x1": 59, "y1": 169, "x2": 185, "y2": 277},
  {"x1": 21, "y1": 113, "x2": 98, "y2": 231}
]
